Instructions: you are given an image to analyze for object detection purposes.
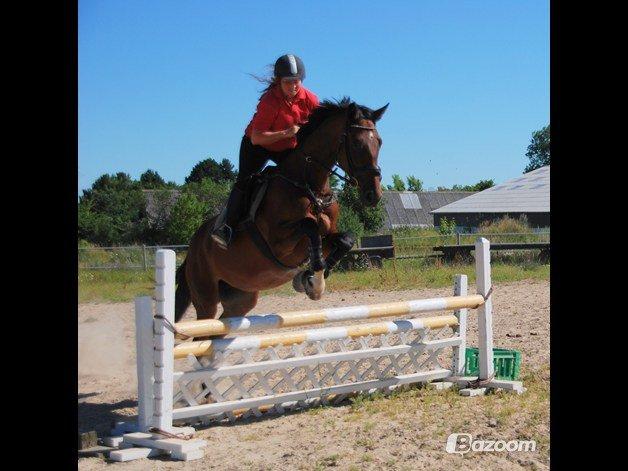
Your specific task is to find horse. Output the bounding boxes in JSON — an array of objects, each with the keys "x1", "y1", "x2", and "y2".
[{"x1": 174, "y1": 97, "x2": 388, "y2": 322}]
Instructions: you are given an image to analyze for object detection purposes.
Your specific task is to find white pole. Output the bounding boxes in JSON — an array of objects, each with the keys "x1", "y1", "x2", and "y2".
[
  {"x1": 475, "y1": 238, "x2": 494, "y2": 379},
  {"x1": 152, "y1": 249, "x2": 176, "y2": 432},
  {"x1": 452, "y1": 274, "x2": 468, "y2": 376},
  {"x1": 134, "y1": 296, "x2": 155, "y2": 432}
]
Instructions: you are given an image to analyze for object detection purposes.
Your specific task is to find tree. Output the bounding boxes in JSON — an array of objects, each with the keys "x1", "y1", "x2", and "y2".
[
  {"x1": 524, "y1": 125, "x2": 550, "y2": 173},
  {"x1": 139, "y1": 169, "x2": 166, "y2": 189},
  {"x1": 142, "y1": 189, "x2": 180, "y2": 244},
  {"x1": 406, "y1": 175, "x2": 423, "y2": 191},
  {"x1": 186, "y1": 157, "x2": 237, "y2": 184},
  {"x1": 337, "y1": 184, "x2": 385, "y2": 237},
  {"x1": 337, "y1": 205, "x2": 365, "y2": 239},
  {"x1": 386, "y1": 174, "x2": 406, "y2": 191},
  {"x1": 78, "y1": 172, "x2": 149, "y2": 245},
  {"x1": 471, "y1": 179, "x2": 494, "y2": 191},
  {"x1": 183, "y1": 178, "x2": 232, "y2": 217},
  {"x1": 329, "y1": 173, "x2": 341, "y2": 191},
  {"x1": 451, "y1": 179, "x2": 495, "y2": 192},
  {"x1": 163, "y1": 191, "x2": 208, "y2": 244},
  {"x1": 162, "y1": 178, "x2": 232, "y2": 244}
]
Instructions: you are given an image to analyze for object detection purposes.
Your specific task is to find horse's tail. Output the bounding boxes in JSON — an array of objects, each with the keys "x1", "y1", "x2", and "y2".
[{"x1": 174, "y1": 258, "x2": 191, "y2": 322}]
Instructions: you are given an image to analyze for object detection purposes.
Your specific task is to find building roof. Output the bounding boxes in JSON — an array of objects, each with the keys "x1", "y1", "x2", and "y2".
[
  {"x1": 382, "y1": 191, "x2": 476, "y2": 228},
  {"x1": 432, "y1": 166, "x2": 550, "y2": 214}
]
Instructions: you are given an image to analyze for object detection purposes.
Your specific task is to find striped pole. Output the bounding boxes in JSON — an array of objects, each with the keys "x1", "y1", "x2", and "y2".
[
  {"x1": 173, "y1": 314, "x2": 459, "y2": 358},
  {"x1": 174, "y1": 295, "x2": 484, "y2": 338}
]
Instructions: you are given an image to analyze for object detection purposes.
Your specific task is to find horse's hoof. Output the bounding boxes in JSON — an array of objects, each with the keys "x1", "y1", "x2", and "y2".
[
  {"x1": 304, "y1": 270, "x2": 325, "y2": 301},
  {"x1": 292, "y1": 271, "x2": 306, "y2": 293}
]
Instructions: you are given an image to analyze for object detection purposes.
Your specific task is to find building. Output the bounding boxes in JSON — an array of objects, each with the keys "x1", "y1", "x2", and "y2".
[
  {"x1": 431, "y1": 166, "x2": 550, "y2": 229},
  {"x1": 381, "y1": 191, "x2": 475, "y2": 229}
]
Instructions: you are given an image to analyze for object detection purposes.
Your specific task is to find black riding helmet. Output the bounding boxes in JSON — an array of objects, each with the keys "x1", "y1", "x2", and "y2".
[{"x1": 274, "y1": 54, "x2": 306, "y2": 81}]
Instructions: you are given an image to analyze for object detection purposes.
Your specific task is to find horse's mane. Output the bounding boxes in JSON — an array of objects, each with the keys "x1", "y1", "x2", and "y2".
[{"x1": 296, "y1": 96, "x2": 377, "y2": 146}]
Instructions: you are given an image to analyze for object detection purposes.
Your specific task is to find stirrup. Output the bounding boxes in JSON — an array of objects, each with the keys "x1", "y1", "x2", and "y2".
[{"x1": 211, "y1": 224, "x2": 233, "y2": 250}]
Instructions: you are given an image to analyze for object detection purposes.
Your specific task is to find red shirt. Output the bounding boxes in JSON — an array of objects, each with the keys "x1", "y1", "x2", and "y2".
[{"x1": 245, "y1": 85, "x2": 319, "y2": 152}]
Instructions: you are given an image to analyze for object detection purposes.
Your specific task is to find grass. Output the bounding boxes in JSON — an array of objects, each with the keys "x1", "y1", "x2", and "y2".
[
  {"x1": 78, "y1": 256, "x2": 549, "y2": 303},
  {"x1": 342, "y1": 363, "x2": 549, "y2": 456},
  {"x1": 79, "y1": 269, "x2": 155, "y2": 303}
]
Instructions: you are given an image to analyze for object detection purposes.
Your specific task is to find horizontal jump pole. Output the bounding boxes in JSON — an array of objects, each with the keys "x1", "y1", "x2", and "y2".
[
  {"x1": 173, "y1": 314, "x2": 459, "y2": 359},
  {"x1": 174, "y1": 295, "x2": 483, "y2": 338}
]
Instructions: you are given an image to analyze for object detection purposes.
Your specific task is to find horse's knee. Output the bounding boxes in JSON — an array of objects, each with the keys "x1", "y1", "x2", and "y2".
[
  {"x1": 334, "y1": 232, "x2": 355, "y2": 252},
  {"x1": 324, "y1": 231, "x2": 356, "y2": 276}
]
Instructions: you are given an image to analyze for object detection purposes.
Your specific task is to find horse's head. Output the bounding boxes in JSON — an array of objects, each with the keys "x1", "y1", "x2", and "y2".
[{"x1": 337, "y1": 102, "x2": 388, "y2": 207}]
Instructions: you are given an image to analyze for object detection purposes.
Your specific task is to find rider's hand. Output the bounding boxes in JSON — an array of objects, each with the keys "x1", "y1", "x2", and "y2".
[{"x1": 284, "y1": 125, "x2": 300, "y2": 138}]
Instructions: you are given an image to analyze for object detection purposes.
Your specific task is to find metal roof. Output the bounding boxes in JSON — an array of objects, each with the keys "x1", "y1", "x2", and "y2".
[
  {"x1": 432, "y1": 166, "x2": 550, "y2": 214},
  {"x1": 382, "y1": 191, "x2": 476, "y2": 229}
]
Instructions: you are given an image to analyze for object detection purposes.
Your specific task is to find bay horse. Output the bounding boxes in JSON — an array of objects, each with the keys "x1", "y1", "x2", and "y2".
[{"x1": 175, "y1": 97, "x2": 388, "y2": 322}]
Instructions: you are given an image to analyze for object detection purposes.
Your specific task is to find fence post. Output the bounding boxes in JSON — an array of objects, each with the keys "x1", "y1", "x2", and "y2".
[
  {"x1": 135, "y1": 296, "x2": 155, "y2": 431},
  {"x1": 452, "y1": 274, "x2": 468, "y2": 376},
  {"x1": 142, "y1": 245, "x2": 148, "y2": 271},
  {"x1": 153, "y1": 249, "x2": 176, "y2": 432},
  {"x1": 475, "y1": 238, "x2": 494, "y2": 380},
  {"x1": 456, "y1": 232, "x2": 461, "y2": 246}
]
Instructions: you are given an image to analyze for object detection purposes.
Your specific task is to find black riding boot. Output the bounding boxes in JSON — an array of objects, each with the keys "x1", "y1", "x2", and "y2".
[{"x1": 211, "y1": 186, "x2": 245, "y2": 249}]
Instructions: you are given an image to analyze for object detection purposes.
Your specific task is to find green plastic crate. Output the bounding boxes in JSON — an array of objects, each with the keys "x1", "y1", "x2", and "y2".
[{"x1": 464, "y1": 348, "x2": 521, "y2": 380}]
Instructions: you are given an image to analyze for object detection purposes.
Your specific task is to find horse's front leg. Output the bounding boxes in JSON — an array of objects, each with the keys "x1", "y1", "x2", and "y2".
[
  {"x1": 322, "y1": 231, "x2": 355, "y2": 278},
  {"x1": 293, "y1": 218, "x2": 326, "y2": 300}
]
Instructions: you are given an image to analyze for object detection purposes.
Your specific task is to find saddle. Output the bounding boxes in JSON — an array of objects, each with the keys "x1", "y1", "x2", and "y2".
[
  {"x1": 212, "y1": 166, "x2": 310, "y2": 269},
  {"x1": 213, "y1": 166, "x2": 278, "y2": 233}
]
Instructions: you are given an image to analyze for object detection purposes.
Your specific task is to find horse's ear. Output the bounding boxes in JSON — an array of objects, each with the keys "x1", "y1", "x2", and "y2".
[{"x1": 371, "y1": 103, "x2": 389, "y2": 122}]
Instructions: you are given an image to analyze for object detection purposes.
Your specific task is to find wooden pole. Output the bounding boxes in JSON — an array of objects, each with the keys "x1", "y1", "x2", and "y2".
[
  {"x1": 173, "y1": 314, "x2": 460, "y2": 359},
  {"x1": 173, "y1": 295, "x2": 484, "y2": 338}
]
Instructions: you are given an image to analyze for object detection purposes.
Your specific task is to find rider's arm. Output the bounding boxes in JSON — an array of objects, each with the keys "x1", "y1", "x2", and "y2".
[
  {"x1": 250, "y1": 127, "x2": 298, "y2": 146},
  {"x1": 248, "y1": 92, "x2": 300, "y2": 147}
]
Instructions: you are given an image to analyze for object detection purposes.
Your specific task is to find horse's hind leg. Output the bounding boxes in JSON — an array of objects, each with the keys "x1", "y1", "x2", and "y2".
[
  {"x1": 186, "y1": 268, "x2": 220, "y2": 320},
  {"x1": 218, "y1": 281, "x2": 259, "y2": 318}
]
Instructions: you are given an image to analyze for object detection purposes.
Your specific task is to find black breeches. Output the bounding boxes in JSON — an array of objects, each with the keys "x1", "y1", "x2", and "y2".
[{"x1": 235, "y1": 136, "x2": 289, "y2": 189}]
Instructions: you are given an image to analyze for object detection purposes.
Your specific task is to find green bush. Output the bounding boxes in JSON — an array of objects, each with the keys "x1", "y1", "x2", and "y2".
[
  {"x1": 337, "y1": 184, "x2": 385, "y2": 236},
  {"x1": 164, "y1": 191, "x2": 209, "y2": 244},
  {"x1": 337, "y1": 206, "x2": 364, "y2": 240},
  {"x1": 438, "y1": 217, "x2": 457, "y2": 235},
  {"x1": 479, "y1": 215, "x2": 530, "y2": 234}
]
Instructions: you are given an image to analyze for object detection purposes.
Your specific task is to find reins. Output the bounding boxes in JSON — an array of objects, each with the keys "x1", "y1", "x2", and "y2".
[
  {"x1": 245, "y1": 109, "x2": 381, "y2": 270},
  {"x1": 278, "y1": 118, "x2": 381, "y2": 213}
]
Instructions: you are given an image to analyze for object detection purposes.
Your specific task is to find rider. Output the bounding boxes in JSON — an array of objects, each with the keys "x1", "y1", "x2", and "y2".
[{"x1": 211, "y1": 54, "x2": 320, "y2": 249}]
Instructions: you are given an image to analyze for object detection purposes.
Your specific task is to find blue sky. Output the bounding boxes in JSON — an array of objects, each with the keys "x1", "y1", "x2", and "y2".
[{"x1": 78, "y1": 0, "x2": 548, "y2": 193}]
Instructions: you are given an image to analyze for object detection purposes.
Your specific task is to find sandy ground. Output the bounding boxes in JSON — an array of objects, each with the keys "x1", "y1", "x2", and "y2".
[{"x1": 78, "y1": 279, "x2": 549, "y2": 470}]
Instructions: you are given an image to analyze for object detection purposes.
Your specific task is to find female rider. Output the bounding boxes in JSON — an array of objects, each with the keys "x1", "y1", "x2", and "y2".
[{"x1": 212, "y1": 54, "x2": 320, "y2": 249}]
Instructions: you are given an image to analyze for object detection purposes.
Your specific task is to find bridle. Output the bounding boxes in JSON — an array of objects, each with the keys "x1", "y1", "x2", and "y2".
[
  {"x1": 305, "y1": 117, "x2": 382, "y2": 187},
  {"x1": 270, "y1": 111, "x2": 382, "y2": 214}
]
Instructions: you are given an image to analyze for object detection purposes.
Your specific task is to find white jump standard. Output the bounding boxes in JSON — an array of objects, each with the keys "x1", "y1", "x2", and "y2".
[{"x1": 110, "y1": 237, "x2": 523, "y2": 462}]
